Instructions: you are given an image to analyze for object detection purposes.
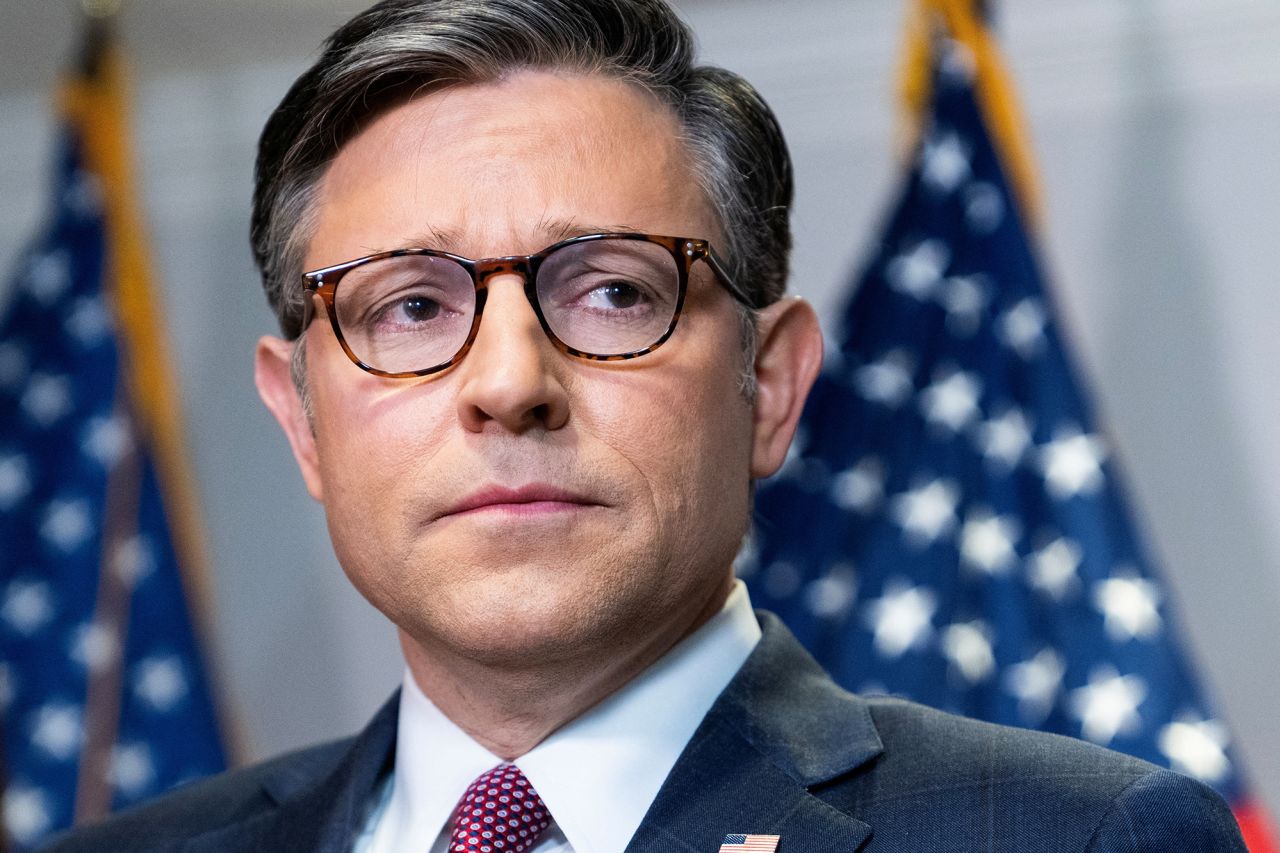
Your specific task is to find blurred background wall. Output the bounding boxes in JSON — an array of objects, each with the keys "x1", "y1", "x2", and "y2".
[{"x1": 1, "y1": 0, "x2": 1277, "y2": 815}]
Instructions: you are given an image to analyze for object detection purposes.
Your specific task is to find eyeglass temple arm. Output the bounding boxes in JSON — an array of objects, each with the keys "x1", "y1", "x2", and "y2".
[{"x1": 702, "y1": 248, "x2": 760, "y2": 309}]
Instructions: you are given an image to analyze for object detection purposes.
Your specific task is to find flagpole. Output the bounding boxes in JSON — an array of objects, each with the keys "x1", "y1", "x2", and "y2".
[
  {"x1": 896, "y1": 0, "x2": 1043, "y2": 228},
  {"x1": 78, "y1": 0, "x2": 121, "y2": 77},
  {"x1": 68, "y1": 0, "x2": 247, "y2": 780}
]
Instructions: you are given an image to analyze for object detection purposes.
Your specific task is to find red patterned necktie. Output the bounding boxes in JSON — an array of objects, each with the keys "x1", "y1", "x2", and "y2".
[{"x1": 448, "y1": 763, "x2": 552, "y2": 853}]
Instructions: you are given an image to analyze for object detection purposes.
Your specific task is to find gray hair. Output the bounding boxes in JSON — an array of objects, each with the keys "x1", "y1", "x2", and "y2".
[{"x1": 251, "y1": 0, "x2": 793, "y2": 393}]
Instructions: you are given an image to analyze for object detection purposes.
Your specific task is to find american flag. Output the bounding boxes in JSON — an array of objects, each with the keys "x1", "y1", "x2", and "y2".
[
  {"x1": 0, "y1": 27, "x2": 227, "y2": 852},
  {"x1": 718, "y1": 833, "x2": 780, "y2": 852},
  {"x1": 744, "y1": 13, "x2": 1276, "y2": 851}
]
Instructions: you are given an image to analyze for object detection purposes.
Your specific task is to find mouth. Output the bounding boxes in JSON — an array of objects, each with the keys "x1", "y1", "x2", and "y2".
[{"x1": 437, "y1": 484, "x2": 604, "y2": 520}]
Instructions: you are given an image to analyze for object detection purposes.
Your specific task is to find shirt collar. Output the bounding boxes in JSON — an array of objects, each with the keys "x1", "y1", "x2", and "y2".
[{"x1": 386, "y1": 580, "x2": 760, "y2": 853}]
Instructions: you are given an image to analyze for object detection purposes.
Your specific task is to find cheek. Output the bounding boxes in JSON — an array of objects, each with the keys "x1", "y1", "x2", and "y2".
[
  {"x1": 310, "y1": 370, "x2": 454, "y2": 552},
  {"x1": 584, "y1": 342, "x2": 754, "y2": 531}
]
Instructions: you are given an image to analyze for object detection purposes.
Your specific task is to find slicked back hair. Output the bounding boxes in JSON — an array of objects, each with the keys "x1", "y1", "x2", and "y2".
[{"x1": 251, "y1": 0, "x2": 793, "y2": 374}]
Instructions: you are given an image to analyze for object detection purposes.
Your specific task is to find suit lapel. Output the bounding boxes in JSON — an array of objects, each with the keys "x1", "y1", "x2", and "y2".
[
  {"x1": 626, "y1": 613, "x2": 881, "y2": 853},
  {"x1": 185, "y1": 692, "x2": 400, "y2": 853},
  {"x1": 178, "y1": 615, "x2": 878, "y2": 853}
]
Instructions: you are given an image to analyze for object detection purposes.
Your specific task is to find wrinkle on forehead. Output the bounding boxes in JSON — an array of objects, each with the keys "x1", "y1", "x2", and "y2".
[
  {"x1": 401, "y1": 219, "x2": 645, "y2": 257},
  {"x1": 307, "y1": 71, "x2": 714, "y2": 268}
]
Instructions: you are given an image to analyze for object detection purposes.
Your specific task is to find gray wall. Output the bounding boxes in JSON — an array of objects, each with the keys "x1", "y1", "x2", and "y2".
[{"x1": 2, "y1": 0, "x2": 1277, "y2": 815}]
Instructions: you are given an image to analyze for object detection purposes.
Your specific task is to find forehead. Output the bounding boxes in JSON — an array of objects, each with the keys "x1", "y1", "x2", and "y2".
[{"x1": 306, "y1": 71, "x2": 718, "y2": 268}]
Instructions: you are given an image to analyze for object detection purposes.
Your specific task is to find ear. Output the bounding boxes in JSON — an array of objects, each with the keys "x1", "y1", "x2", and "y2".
[
  {"x1": 750, "y1": 297, "x2": 824, "y2": 478},
  {"x1": 254, "y1": 335, "x2": 325, "y2": 502}
]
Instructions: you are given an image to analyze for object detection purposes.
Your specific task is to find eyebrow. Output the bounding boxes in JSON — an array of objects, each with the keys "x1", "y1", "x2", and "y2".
[
  {"x1": 398, "y1": 219, "x2": 643, "y2": 256},
  {"x1": 401, "y1": 224, "x2": 463, "y2": 253},
  {"x1": 539, "y1": 218, "x2": 643, "y2": 244}
]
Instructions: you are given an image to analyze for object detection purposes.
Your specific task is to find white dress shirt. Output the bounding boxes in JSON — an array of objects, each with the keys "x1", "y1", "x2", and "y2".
[{"x1": 353, "y1": 581, "x2": 761, "y2": 853}]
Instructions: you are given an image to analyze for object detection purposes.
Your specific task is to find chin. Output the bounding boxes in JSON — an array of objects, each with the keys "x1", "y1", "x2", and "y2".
[{"x1": 388, "y1": 561, "x2": 651, "y2": 668}]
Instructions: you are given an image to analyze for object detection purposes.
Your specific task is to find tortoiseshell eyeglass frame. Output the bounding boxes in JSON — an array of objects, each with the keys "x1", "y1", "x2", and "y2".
[{"x1": 299, "y1": 232, "x2": 752, "y2": 379}]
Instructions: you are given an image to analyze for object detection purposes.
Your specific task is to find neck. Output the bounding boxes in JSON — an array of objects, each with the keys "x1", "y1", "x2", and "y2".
[{"x1": 398, "y1": 576, "x2": 733, "y2": 759}]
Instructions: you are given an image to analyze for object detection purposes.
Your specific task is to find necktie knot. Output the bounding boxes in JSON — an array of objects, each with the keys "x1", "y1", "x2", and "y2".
[{"x1": 449, "y1": 763, "x2": 551, "y2": 853}]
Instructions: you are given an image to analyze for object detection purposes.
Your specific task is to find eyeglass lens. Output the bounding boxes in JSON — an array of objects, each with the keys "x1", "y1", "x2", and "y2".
[{"x1": 331, "y1": 239, "x2": 681, "y2": 374}]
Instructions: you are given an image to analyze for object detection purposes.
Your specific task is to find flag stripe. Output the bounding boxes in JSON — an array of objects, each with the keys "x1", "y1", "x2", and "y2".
[
  {"x1": 1235, "y1": 802, "x2": 1279, "y2": 853},
  {"x1": 72, "y1": 390, "x2": 140, "y2": 823},
  {"x1": 718, "y1": 834, "x2": 780, "y2": 852}
]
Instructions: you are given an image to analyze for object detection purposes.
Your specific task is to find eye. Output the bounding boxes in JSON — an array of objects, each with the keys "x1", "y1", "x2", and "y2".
[
  {"x1": 356, "y1": 284, "x2": 466, "y2": 335},
  {"x1": 397, "y1": 294, "x2": 441, "y2": 323},
  {"x1": 583, "y1": 281, "x2": 645, "y2": 311}
]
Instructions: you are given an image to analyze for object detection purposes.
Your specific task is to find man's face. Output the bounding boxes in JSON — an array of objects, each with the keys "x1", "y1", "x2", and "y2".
[{"x1": 257, "y1": 71, "x2": 815, "y2": 673}]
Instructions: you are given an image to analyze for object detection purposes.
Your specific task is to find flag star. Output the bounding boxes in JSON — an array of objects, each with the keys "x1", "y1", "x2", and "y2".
[
  {"x1": 3, "y1": 785, "x2": 53, "y2": 846},
  {"x1": 855, "y1": 350, "x2": 916, "y2": 408},
  {"x1": 959, "y1": 510, "x2": 1020, "y2": 575},
  {"x1": 939, "y1": 38, "x2": 976, "y2": 83},
  {"x1": 831, "y1": 456, "x2": 884, "y2": 514},
  {"x1": 921, "y1": 130, "x2": 971, "y2": 194},
  {"x1": 919, "y1": 369, "x2": 983, "y2": 432},
  {"x1": 974, "y1": 407, "x2": 1032, "y2": 469},
  {"x1": 134, "y1": 655, "x2": 189, "y2": 712},
  {"x1": 110, "y1": 742, "x2": 157, "y2": 798},
  {"x1": 763, "y1": 560, "x2": 802, "y2": 600},
  {"x1": 1004, "y1": 649, "x2": 1066, "y2": 724},
  {"x1": 1158, "y1": 715, "x2": 1231, "y2": 784},
  {"x1": 1027, "y1": 537, "x2": 1082, "y2": 599},
  {"x1": 71, "y1": 621, "x2": 121, "y2": 672},
  {"x1": 83, "y1": 414, "x2": 133, "y2": 467},
  {"x1": 821, "y1": 341, "x2": 847, "y2": 377},
  {"x1": 1, "y1": 579, "x2": 55, "y2": 636},
  {"x1": 891, "y1": 479, "x2": 960, "y2": 546},
  {"x1": 799, "y1": 460, "x2": 833, "y2": 491},
  {"x1": 0, "y1": 342, "x2": 30, "y2": 389},
  {"x1": 937, "y1": 274, "x2": 990, "y2": 337},
  {"x1": 996, "y1": 298, "x2": 1047, "y2": 359},
  {"x1": 40, "y1": 498, "x2": 93, "y2": 553},
  {"x1": 1093, "y1": 571, "x2": 1162, "y2": 641},
  {"x1": 25, "y1": 250, "x2": 72, "y2": 305},
  {"x1": 30, "y1": 702, "x2": 83, "y2": 760},
  {"x1": 112, "y1": 534, "x2": 157, "y2": 587},
  {"x1": 963, "y1": 181, "x2": 1005, "y2": 233},
  {"x1": 1069, "y1": 667, "x2": 1147, "y2": 746},
  {"x1": 804, "y1": 563, "x2": 858, "y2": 619},
  {"x1": 863, "y1": 580, "x2": 937, "y2": 658},
  {"x1": 65, "y1": 296, "x2": 113, "y2": 346},
  {"x1": 0, "y1": 453, "x2": 33, "y2": 510},
  {"x1": 21, "y1": 373, "x2": 74, "y2": 427},
  {"x1": 1038, "y1": 429, "x2": 1108, "y2": 500},
  {"x1": 941, "y1": 620, "x2": 995, "y2": 683},
  {"x1": 886, "y1": 239, "x2": 950, "y2": 300},
  {"x1": 64, "y1": 171, "x2": 103, "y2": 218}
]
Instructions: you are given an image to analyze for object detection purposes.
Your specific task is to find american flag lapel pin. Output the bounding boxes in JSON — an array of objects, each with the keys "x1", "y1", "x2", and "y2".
[{"x1": 718, "y1": 834, "x2": 780, "y2": 852}]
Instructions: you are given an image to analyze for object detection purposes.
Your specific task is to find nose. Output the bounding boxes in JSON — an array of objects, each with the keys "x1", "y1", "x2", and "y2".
[{"x1": 454, "y1": 273, "x2": 570, "y2": 434}]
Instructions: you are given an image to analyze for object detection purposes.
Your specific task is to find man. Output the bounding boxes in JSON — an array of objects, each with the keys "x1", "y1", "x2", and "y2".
[{"x1": 47, "y1": 0, "x2": 1245, "y2": 850}]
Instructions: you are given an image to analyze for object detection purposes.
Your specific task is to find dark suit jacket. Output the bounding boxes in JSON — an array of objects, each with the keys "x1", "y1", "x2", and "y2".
[{"x1": 45, "y1": 613, "x2": 1245, "y2": 852}]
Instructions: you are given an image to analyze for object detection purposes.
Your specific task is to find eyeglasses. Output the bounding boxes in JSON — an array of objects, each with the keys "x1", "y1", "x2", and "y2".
[{"x1": 300, "y1": 232, "x2": 750, "y2": 378}]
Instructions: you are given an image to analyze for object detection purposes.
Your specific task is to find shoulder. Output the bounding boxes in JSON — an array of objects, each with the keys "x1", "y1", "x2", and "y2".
[
  {"x1": 38, "y1": 738, "x2": 353, "y2": 852},
  {"x1": 846, "y1": 696, "x2": 1244, "y2": 851}
]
